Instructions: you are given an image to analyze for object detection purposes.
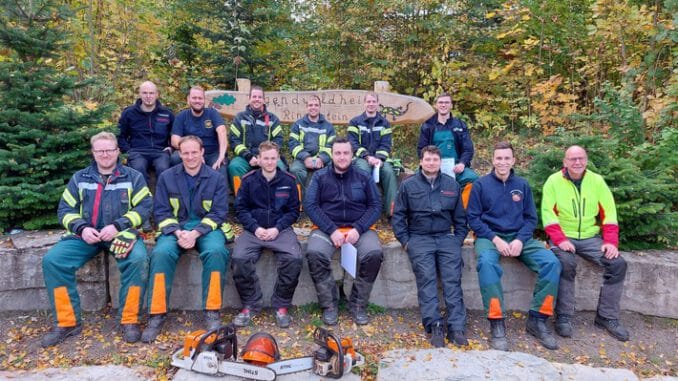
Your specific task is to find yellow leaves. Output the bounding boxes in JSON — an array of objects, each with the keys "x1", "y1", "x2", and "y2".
[{"x1": 486, "y1": 12, "x2": 496, "y2": 19}]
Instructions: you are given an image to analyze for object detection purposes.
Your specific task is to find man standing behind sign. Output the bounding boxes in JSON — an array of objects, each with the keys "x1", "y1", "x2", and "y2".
[
  {"x1": 418, "y1": 93, "x2": 478, "y2": 208},
  {"x1": 228, "y1": 85, "x2": 285, "y2": 195},
  {"x1": 171, "y1": 86, "x2": 228, "y2": 186},
  {"x1": 304, "y1": 137, "x2": 383, "y2": 326},
  {"x1": 347, "y1": 92, "x2": 397, "y2": 218},
  {"x1": 288, "y1": 95, "x2": 336, "y2": 196}
]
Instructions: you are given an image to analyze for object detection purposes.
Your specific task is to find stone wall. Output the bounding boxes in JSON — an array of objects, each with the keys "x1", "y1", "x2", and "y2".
[{"x1": 1, "y1": 231, "x2": 676, "y2": 319}]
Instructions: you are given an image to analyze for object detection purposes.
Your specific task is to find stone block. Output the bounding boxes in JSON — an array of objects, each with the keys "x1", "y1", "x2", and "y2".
[{"x1": 2, "y1": 231, "x2": 677, "y2": 320}]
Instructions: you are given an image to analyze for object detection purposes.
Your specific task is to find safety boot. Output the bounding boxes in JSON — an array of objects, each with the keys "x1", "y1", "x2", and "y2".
[
  {"x1": 526, "y1": 315, "x2": 558, "y2": 350},
  {"x1": 554, "y1": 315, "x2": 573, "y2": 338},
  {"x1": 429, "y1": 321, "x2": 445, "y2": 348},
  {"x1": 204, "y1": 310, "x2": 222, "y2": 330},
  {"x1": 350, "y1": 305, "x2": 369, "y2": 325},
  {"x1": 322, "y1": 307, "x2": 338, "y2": 326},
  {"x1": 275, "y1": 308, "x2": 291, "y2": 328},
  {"x1": 448, "y1": 330, "x2": 469, "y2": 347},
  {"x1": 489, "y1": 319, "x2": 509, "y2": 351},
  {"x1": 41, "y1": 324, "x2": 82, "y2": 347},
  {"x1": 141, "y1": 314, "x2": 166, "y2": 343},
  {"x1": 233, "y1": 308, "x2": 254, "y2": 327},
  {"x1": 121, "y1": 323, "x2": 141, "y2": 343},
  {"x1": 594, "y1": 315, "x2": 630, "y2": 342}
]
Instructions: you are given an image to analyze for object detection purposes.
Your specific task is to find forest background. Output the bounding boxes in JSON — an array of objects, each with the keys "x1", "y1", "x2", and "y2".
[{"x1": 0, "y1": 0, "x2": 675, "y2": 248}]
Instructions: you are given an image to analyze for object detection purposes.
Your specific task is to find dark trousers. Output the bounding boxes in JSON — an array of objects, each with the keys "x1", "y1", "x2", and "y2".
[
  {"x1": 306, "y1": 229, "x2": 383, "y2": 310},
  {"x1": 127, "y1": 149, "x2": 170, "y2": 184},
  {"x1": 407, "y1": 233, "x2": 466, "y2": 332},
  {"x1": 231, "y1": 228, "x2": 302, "y2": 309},
  {"x1": 552, "y1": 236, "x2": 627, "y2": 320}
]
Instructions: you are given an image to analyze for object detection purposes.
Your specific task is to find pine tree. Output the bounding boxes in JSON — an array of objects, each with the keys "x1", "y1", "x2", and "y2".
[{"x1": 0, "y1": 0, "x2": 111, "y2": 231}]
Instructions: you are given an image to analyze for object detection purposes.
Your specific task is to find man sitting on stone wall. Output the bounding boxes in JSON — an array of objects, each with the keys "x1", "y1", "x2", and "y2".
[
  {"x1": 41, "y1": 131, "x2": 152, "y2": 346},
  {"x1": 231, "y1": 141, "x2": 302, "y2": 328},
  {"x1": 141, "y1": 135, "x2": 230, "y2": 343},
  {"x1": 542, "y1": 145, "x2": 630, "y2": 342},
  {"x1": 304, "y1": 137, "x2": 383, "y2": 326},
  {"x1": 392, "y1": 145, "x2": 469, "y2": 348},
  {"x1": 288, "y1": 94, "x2": 336, "y2": 197},
  {"x1": 467, "y1": 142, "x2": 561, "y2": 351}
]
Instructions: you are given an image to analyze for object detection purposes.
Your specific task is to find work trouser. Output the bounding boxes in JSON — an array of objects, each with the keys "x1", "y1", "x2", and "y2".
[
  {"x1": 306, "y1": 229, "x2": 383, "y2": 310},
  {"x1": 147, "y1": 230, "x2": 229, "y2": 314},
  {"x1": 232, "y1": 228, "x2": 302, "y2": 310},
  {"x1": 407, "y1": 233, "x2": 466, "y2": 332},
  {"x1": 42, "y1": 237, "x2": 148, "y2": 327},
  {"x1": 552, "y1": 236, "x2": 627, "y2": 320},
  {"x1": 228, "y1": 156, "x2": 287, "y2": 195},
  {"x1": 475, "y1": 234, "x2": 560, "y2": 319},
  {"x1": 289, "y1": 159, "x2": 318, "y2": 196},
  {"x1": 127, "y1": 149, "x2": 171, "y2": 185},
  {"x1": 353, "y1": 158, "x2": 397, "y2": 217}
]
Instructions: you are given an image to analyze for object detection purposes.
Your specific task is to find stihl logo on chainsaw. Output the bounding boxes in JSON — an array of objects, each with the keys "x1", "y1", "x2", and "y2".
[{"x1": 171, "y1": 324, "x2": 364, "y2": 379}]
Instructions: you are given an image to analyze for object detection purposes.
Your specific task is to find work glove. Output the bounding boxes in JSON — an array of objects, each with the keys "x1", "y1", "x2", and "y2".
[
  {"x1": 221, "y1": 222, "x2": 235, "y2": 244},
  {"x1": 110, "y1": 229, "x2": 138, "y2": 259}
]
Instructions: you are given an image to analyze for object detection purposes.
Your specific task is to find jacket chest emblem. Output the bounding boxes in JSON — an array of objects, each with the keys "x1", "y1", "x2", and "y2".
[
  {"x1": 204, "y1": 120, "x2": 213, "y2": 128},
  {"x1": 511, "y1": 189, "x2": 523, "y2": 202}
]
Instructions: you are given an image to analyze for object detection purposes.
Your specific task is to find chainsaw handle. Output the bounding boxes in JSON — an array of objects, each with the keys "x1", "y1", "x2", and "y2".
[
  {"x1": 313, "y1": 327, "x2": 344, "y2": 379},
  {"x1": 192, "y1": 324, "x2": 237, "y2": 360}
]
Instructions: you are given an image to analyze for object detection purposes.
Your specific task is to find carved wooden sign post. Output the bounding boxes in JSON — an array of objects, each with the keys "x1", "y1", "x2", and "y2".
[{"x1": 205, "y1": 79, "x2": 434, "y2": 125}]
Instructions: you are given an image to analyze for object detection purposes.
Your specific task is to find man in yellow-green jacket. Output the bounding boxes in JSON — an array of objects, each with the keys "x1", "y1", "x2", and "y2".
[{"x1": 541, "y1": 145, "x2": 629, "y2": 342}]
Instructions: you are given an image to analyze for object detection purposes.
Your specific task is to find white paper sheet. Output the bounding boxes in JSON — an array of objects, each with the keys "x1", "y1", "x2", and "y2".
[
  {"x1": 341, "y1": 243, "x2": 358, "y2": 278},
  {"x1": 441, "y1": 157, "x2": 456, "y2": 179}
]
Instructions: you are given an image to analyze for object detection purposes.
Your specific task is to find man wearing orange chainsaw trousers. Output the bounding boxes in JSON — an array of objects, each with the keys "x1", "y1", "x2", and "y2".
[
  {"x1": 303, "y1": 137, "x2": 383, "y2": 326},
  {"x1": 41, "y1": 132, "x2": 152, "y2": 347},
  {"x1": 467, "y1": 142, "x2": 561, "y2": 351},
  {"x1": 141, "y1": 135, "x2": 230, "y2": 343}
]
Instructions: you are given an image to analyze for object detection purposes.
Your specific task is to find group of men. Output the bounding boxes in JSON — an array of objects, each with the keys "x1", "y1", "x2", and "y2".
[{"x1": 41, "y1": 82, "x2": 630, "y2": 354}]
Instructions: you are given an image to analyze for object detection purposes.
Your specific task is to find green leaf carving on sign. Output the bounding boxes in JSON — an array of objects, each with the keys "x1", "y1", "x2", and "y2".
[{"x1": 213, "y1": 94, "x2": 236, "y2": 106}]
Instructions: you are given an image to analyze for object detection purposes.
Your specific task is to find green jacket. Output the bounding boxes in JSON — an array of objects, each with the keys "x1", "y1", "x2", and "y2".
[{"x1": 541, "y1": 168, "x2": 619, "y2": 246}]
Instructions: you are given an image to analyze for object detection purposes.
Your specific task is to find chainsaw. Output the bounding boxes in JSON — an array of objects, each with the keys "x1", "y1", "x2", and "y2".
[{"x1": 171, "y1": 325, "x2": 363, "y2": 380}]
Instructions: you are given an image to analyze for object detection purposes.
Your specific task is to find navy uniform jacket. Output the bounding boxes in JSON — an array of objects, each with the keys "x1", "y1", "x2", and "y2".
[{"x1": 235, "y1": 169, "x2": 300, "y2": 233}]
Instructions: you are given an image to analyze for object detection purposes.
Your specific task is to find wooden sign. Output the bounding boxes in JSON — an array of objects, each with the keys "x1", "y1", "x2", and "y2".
[{"x1": 205, "y1": 79, "x2": 434, "y2": 125}]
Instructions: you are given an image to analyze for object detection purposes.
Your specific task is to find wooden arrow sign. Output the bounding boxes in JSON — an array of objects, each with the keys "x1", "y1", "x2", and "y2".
[{"x1": 206, "y1": 86, "x2": 434, "y2": 125}]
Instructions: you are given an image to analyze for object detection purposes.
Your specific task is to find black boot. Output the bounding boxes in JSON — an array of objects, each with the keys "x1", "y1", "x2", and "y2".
[
  {"x1": 526, "y1": 314, "x2": 558, "y2": 350},
  {"x1": 489, "y1": 319, "x2": 508, "y2": 351},
  {"x1": 121, "y1": 323, "x2": 141, "y2": 343},
  {"x1": 429, "y1": 321, "x2": 445, "y2": 348},
  {"x1": 594, "y1": 314, "x2": 630, "y2": 342},
  {"x1": 555, "y1": 314, "x2": 573, "y2": 337},
  {"x1": 41, "y1": 324, "x2": 82, "y2": 347},
  {"x1": 141, "y1": 314, "x2": 166, "y2": 343}
]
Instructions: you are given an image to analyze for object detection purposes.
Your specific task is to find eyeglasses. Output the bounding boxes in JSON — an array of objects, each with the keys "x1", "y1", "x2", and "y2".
[
  {"x1": 92, "y1": 148, "x2": 118, "y2": 155},
  {"x1": 566, "y1": 157, "x2": 587, "y2": 163}
]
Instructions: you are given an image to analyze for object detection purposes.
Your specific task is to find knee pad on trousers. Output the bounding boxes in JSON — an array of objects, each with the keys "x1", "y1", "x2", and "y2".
[{"x1": 359, "y1": 250, "x2": 383, "y2": 282}]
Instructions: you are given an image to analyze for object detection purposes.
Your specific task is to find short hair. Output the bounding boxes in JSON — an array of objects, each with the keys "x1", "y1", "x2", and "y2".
[
  {"x1": 364, "y1": 92, "x2": 379, "y2": 102},
  {"x1": 494, "y1": 141, "x2": 514, "y2": 154},
  {"x1": 258, "y1": 141, "x2": 280, "y2": 154},
  {"x1": 332, "y1": 136, "x2": 351, "y2": 147},
  {"x1": 250, "y1": 85, "x2": 264, "y2": 97},
  {"x1": 178, "y1": 135, "x2": 204, "y2": 150},
  {"x1": 435, "y1": 93, "x2": 452, "y2": 103},
  {"x1": 90, "y1": 131, "x2": 118, "y2": 147},
  {"x1": 188, "y1": 85, "x2": 205, "y2": 96},
  {"x1": 307, "y1": 94, "x2": 321, "y2": 105},
  {"x1": 420, "y1": 145, "x2": 441, "y2": 159}
]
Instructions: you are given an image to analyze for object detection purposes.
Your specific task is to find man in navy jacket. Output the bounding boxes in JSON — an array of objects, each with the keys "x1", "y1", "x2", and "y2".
[
  {"x1": 466, "y1": 142, "x2": 560, "y2": 351},
  {"x1": 304, "y1": 137, "x2": 383, "y2": 326},
  {"x1": 117, "y1": 81, "x2": 174, "y2": 184},
  {"x1": 232, "y1": 142, "x2": 301, "y2": 328}
]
